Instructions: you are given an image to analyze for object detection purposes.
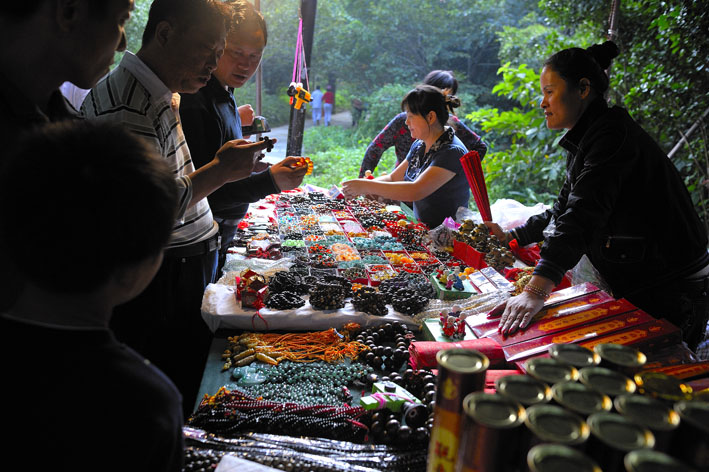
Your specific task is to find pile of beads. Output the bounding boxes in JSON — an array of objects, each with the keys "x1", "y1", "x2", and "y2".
[
  {"x1": 397, "y1": 263, "x2": 422, "y2": 274},
  {"x1": 304, "y1": 234, "x2": 326, "y2": 242},
  {"x1": 309, "y1": 280, "x2": 348, "y2": 310},
  {"x1": 360, "y1": 253, "x2": 388, "y2": 265},
  {"x1": 235, "y1": 360, "x2": 371, "y2": 405},
  {"x1": 331, "y1": 243, "x2": 360, "y2": 262},
  {"x1": 325, "y1": 234, "x2": 348, "y2": 244},
  {"x1": 266, "y1": 291, "x2": 306, "y2": 310},
  {"x1": 367, "y1": 265, "x2": 398, "y2": 283},
  {"x1": 385, "y1": 252, "x2": 414, "y2": 265},
  {"x1": 408, "y1": 251, "x2": 432, "y2": 261},
  {"x1": 281, "y1": 239, "x2": 305, "y2": 248},
  {"x1": 310, "y1": 253, "x2": 337, "y2": 269},
  {"x1": 188, "y1": 387, "x2": 368, "y2": 443},
  {"x1": 340, "y1": 266, "x2": 367, "y2": 281},
  {"x1": 309, "y1": 267, "x2": 337, "y2": 278},
  {"x1": 354, "y1": 322, "x2": 414, "y2": 372},
  {"x1": 337, "y1": 259, "x2": 364, "y2": 270},
  {"x1": 351, "y1": 286, "x2": 389, "y2": 316},
  {"x1": 268, "y1": 271, "x2": 310, "y2": 295},
  {"x1": 389, "y1": 288, "x2": 429, "y2": 316},
  {"x1": 299, "y1": 214, "x2": 319, "y2": 226},
  {"x1": 307, "y1": 243, "x2": 331, "y2": 255},
  {"x1": 378, "y1": 272, "x2": 435, "y2": 300}
]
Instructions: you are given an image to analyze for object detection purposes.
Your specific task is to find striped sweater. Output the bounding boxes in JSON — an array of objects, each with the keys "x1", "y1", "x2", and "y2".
[{"x1": 82, "y1": 52, "x2": 217, "y2": 248}]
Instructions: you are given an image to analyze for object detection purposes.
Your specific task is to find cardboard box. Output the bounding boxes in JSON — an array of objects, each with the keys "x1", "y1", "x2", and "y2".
[
  {"x1": 577, "y1": 318, "x2": 682, "y2": 355},
  {"x1": 489, "y1": 298, "x2": 637, "y2": 347},
  {"x1": 503, "y1": 309, "x2": 655, "y2": 362},
  {"x1": 471, "y1": 291, "x2": 617, "y2": 339},
  {"x1": 642, "y1": 361, "x2": 709, "y2": 381}
]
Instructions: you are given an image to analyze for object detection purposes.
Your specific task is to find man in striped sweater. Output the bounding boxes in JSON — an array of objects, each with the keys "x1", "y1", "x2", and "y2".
[{"x1": 82, "y1": 0, "x2": 269, "y2": 416}]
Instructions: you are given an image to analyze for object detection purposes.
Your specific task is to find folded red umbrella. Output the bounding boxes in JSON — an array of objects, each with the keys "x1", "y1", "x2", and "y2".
[{"x1": 460, "y1": 150, "x2": 491, "y2": 222}]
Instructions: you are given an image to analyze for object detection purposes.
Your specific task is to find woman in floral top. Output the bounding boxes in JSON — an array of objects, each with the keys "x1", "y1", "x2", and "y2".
[
  {"x1": 343, "y1": 85, "x2": 469, "y2": 228},
  {"x1": 358, "y1": 70, "x2": 486, "y2": 177}
]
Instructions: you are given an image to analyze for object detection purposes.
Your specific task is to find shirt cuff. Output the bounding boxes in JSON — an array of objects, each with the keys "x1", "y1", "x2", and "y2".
[{"x1": 532, "y1": 258, "x2": 566, "y2": 286}]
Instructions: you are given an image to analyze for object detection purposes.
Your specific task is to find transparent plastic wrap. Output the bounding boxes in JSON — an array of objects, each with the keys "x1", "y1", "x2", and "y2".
[
  {"x1": 412, "y1": 290, "x2": 510, "y2": 325},
  {"x1": 184, "y1": 428, "x2": 428, "y2": 472},
  {"x1": 219, "y1": 256, "x2": 293, "y2": 285},
  {"x1": 569, "y1": 254, "x2": 612, "y2": 294},
  {"x1": 464, "y1": 198, "x2": 549, "y2": 230}
]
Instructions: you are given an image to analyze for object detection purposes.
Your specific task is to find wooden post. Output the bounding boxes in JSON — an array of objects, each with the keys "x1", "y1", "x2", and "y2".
[{"x1": 286, "y1": 0, "x2": 317, "y2": 158}]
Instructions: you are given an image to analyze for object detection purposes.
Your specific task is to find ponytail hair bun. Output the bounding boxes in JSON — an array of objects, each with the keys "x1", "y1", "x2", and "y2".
[
  {"x1": 586, "y1": 41, "x2": 620, "y2": 70},
  {"x1": 446, "y1": 94, "x2": 461, "y2": 112},
  {"x1": 544, "y1": 40, "x2": 620, "y2": 96}
]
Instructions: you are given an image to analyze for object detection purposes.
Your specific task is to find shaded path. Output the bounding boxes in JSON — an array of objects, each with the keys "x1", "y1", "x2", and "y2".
[{"x1": 262, "y1": 110, "x2": 352, "y2": 162}]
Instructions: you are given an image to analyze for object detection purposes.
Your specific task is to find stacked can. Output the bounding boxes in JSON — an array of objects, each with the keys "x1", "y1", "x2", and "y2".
[{"x1": 426, "y1": 348, "x2": 489, "y2": 472}]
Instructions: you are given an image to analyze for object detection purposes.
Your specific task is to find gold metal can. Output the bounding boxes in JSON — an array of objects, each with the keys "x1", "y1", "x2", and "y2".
[
  {"x1": 455, "y1": 392, "x2": 526, "y2": 472},
  {"x1": 426, "y1": 348, "x2": 490, "y2": 472},
  {"x1": 579, "y1": 366, "x2": 636, "y2": 398},
  {"x1": 624, "y1": 449, "x2": 696, "y2": 472},
  {"x1": 527, "y1": 444, "x2": 601, "y2": 472},
  {"x1": 668, "y1": 401, "x2": 709, "y2": 470},
  {"x1": 613, "y1": 393, "x2": 679, "y2": 452},
  {"x1": 593, "y1": 343, "x2": 647, "y2": 376},
  {"x1": 549, "y1": 343, "x2": 601, "y2": 369},
  {"x1": 633, "y1": 371, "x2": 692, "y2": 403},
  {"x1": 495, "y1": 374, "x2": 552, "y2": 407},
  {"x1": 525, "y1": 357, "x2": 579, "y2": 385},
  {"x1": 586, "y1": 412, "x2": 655, "y2": 472},
  {"x1": 523, "y1": 404, "x2": 589, "y2": 448},
  {"x1": 551, "y1": 381, "x2": 612, "y2": 416}
]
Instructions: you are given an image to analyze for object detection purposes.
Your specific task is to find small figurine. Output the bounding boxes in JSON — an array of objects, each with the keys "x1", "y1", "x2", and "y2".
[
  {"x1": 287, "y1": 82, "x2": 311, "y2": 109},
  {"x1": 364, "y1": 170, "x2": 374, "y2": 180},
  {"x1": 446, "y1": 273, "x2": 455, "y2": 289}
]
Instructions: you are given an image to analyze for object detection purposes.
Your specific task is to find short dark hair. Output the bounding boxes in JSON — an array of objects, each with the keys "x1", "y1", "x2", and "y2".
[
  {"x1": 142, "y1": 0, "x2": 230, "y2": 46},
  {"x1": 401, "y1": 84, "x2": 450, "y2": 128},
  {"x1": 423, "y1": 70, "x2": 458, "y2": 95},
  {"x1": 0, "y1": 0, "x2": 112, "y2": 19},
  {"x1": 544, "y1": 40, "x2": 620, "y2": 95},
  {"x1": 224, "y1": 0, "x2": 268, "y2": 46},
  {"x1": 0, "y1": 121, "x2": 178, "y2": 293}
]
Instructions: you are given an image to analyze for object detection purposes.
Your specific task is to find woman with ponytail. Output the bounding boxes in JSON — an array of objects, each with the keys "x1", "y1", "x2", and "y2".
[
  {"x1": 343, "y1": 84, "x2": 470, "y2": 228},
  {"x1": 358, "y1": 70, "x2": 487, "y2": 177},
  {"x1": 485, "y1": 41, "x2": 709, "y2": 350}
]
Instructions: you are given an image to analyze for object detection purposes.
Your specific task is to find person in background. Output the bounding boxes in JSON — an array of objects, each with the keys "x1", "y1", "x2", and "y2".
[
  {"x1": 0, "y1": 121, "x2": 184, "y2": 471},
  {"x1": 82, "y1": 0, "x2": 270, "y2": 418},
  {"x1": 310, "y1": 85, "x2": 323, "y2": 125},
  {"x1": 358, "y1": 70, "x2": 487, "y2": 178},
  {"x1": 342, "y1": 85, "x2": 469, "y2": 228},
  {"x1": 0, "y1": 0, "x2": 135, "y2": 312},
  {"x1": 323, "y1": 84, "x2": 334, "y2": 126},
  {"x1": 181, "y1": 0, "x2": 307, "y2": 272},
  {"x1": 485, "y1": 41, "x2": 709, "y2": 350}
]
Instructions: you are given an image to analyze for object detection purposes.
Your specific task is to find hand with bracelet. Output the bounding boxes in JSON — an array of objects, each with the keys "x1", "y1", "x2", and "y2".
[{"x1": 489, "y1": 274, "x2": 555, "y2": 336}]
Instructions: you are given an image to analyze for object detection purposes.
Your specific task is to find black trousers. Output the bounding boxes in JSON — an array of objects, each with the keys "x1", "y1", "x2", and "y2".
[{"x1": 110, "y1": 244, "x2": 218, "y2": 419}]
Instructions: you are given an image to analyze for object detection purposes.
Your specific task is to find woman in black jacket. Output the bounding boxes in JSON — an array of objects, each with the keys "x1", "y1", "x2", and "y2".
[{"x1": 487, "y1": 41, "x2": 709, "y2": 350}]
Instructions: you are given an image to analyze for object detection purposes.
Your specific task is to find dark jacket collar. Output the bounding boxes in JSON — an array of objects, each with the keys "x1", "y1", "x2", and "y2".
[
  {"x1": 204, "y1": 75, "x2": 234, "y2": 101},
  {"x1": 0, "y1": 70, "x2": 76, "y2": 125},
  {"x1": 559, "y1": 96, "x2": 608, "y2": 154}
]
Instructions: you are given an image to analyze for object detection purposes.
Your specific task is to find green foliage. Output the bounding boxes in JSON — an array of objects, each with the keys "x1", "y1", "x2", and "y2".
[
  {"x1": 355, "y1": 84, "x2": 411, "y2": 138},
  {"x1": 301, "y1": 126, "x2": 396, "y2": 189}
]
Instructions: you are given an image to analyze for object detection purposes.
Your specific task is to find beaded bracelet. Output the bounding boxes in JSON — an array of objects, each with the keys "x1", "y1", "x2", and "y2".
[{"x1": 523, "y1": 283, "x2": 550, "y2": 300}]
